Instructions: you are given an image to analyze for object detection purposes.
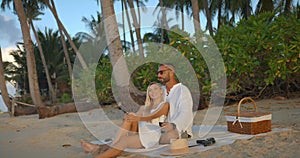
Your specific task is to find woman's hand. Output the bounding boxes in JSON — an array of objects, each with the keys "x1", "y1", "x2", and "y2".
[{"x1": 125, "y1": 112, "x2": 140, "y2": 122}]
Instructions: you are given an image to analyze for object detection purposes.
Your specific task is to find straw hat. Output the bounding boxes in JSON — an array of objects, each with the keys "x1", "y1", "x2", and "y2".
[{"x1": 161, "y1": 139, "x2": 189, "y2": 156}]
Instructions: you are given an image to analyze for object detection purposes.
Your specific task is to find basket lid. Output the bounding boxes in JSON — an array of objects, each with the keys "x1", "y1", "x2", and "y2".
[{"x1": 226, "y1": 111, "x2": 272, "y2": 118}]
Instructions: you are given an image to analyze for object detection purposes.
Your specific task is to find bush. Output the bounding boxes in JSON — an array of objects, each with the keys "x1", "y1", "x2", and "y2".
[
  {"x1": 214, "y1": 12, "x2": 300, "y2": 98},
  {"x1": 59, "y1": 93, "x2": 72, "y2": 103}
]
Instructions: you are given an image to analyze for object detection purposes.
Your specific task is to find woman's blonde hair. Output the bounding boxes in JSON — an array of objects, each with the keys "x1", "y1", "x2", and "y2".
[{"x1": 145, "y1": 82, "x2": 164, "y2": 113}]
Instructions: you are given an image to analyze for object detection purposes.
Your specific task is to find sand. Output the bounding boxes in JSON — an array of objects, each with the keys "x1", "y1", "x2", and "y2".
[{"x1": 1, "y1": 97, "x2": 300, "y2": 158}]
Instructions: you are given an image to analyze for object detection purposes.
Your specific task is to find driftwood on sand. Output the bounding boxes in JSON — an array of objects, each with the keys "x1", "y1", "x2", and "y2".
[
  {"x1": 11, "y1": 100, "x2": 99, "y2": 119},
  {"x1": 11, "y1": 88, "x2": 146, "y2": 119}
]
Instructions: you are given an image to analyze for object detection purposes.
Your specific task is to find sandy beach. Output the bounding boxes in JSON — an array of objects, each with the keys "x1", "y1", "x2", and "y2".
[{"x1": 1, "y1": 97, "x2": 300, "y2": 158}]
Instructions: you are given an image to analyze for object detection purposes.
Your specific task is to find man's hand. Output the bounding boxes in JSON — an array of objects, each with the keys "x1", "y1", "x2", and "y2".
[{"x1": 161, "y1": 122, "x2": 176, "y2": 132}]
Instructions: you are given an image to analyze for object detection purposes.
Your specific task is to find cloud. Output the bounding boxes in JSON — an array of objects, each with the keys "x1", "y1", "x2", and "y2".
[
  {"x1": 1, "y1": 46, "x2": 16, "y2": 62},
  {"x1": 0, "y1": 14, "x2": 21, "y2": 46}
]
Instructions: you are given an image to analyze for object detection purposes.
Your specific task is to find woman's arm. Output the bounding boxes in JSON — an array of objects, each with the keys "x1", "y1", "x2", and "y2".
[
  {"x1": 135, "y1": 106, "x2": 145, "y2": 116},
  {"x1": 124, "y1": 106, "x2": 144, "y2": 121},
  {"x1": 127, "y1": 102, "x2": 169, "y2": 122}
]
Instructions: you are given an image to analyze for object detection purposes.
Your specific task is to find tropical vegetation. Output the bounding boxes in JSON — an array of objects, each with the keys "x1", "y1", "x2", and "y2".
[{"x1": 0, "y1": 0, "x2": 299, "y2": 116}]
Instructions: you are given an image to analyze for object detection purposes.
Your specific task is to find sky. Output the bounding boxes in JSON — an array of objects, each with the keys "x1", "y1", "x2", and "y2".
[
  {"x1": 0, "y1": 0, "x2": 200, "y2": 63},
  {"x1": 0, "y1": 0, "x2": 167, "y2": 63},
  {"x1": 0, "y1": 0, "x2": 104, "y2": 62},
  {"x1": 0, "y1": 0, "x2": 276, "y2": 63}
]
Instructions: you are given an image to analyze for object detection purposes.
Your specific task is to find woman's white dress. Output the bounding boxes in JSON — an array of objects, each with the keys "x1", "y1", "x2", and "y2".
[{"x1": 138, "y1": 102, "x2": 166, "y2": 148}]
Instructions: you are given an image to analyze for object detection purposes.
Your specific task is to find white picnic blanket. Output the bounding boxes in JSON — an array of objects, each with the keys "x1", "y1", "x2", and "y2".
[{"x1": 92, "y1": 125, "x2": 290, "y2": 157}]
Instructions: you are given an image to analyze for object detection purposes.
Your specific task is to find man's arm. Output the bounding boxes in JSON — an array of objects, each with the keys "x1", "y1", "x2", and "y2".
[{"x1": 171, "y1": 86, "x2": 194, "y2": 133}]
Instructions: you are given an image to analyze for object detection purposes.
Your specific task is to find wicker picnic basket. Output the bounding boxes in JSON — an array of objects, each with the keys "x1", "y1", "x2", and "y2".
[{"x1": 225, "y1": 97, "x2": 272, "y2": 135}]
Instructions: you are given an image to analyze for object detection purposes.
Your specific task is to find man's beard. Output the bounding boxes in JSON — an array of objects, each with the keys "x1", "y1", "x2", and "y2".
[{"x1": 158, "y1": 76, "x2": 170, "y2": 84}]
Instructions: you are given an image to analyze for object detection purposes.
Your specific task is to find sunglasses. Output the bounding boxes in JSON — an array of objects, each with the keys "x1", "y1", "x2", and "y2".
[{"x1": 157, "y1": 69, "x2": 170, "y2": 75}]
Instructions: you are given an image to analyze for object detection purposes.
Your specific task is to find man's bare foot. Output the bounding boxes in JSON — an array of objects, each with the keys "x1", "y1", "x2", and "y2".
[{"x1": 80, "y1": 139, "x2": 100, "y2": 153}]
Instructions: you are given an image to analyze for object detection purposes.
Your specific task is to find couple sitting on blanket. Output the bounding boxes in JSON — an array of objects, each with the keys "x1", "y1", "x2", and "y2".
[{"x1": 81, "y1": 63, "x2": 194, "y2": 158}]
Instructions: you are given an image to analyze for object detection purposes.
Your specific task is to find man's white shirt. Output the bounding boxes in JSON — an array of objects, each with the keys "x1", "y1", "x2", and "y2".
[{"x1": 163, "y1": 83, "x2": 194, "y2": 137}]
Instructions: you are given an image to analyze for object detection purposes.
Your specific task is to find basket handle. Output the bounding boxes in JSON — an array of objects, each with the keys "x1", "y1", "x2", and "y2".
[{"x1": 237, "y1": 97, "x2": 258, "y2": 118}]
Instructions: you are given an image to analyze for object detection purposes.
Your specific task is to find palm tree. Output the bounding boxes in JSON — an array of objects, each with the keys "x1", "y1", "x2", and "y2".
[
  {"x1": 163, "y1": 0, "x2": 190, "y2": 30},
  {"x1": 210, "y1": 0, "x2": 240, "y2": 30},
  {"x1": 34, "y1": 28, "x2": 79, "y2": 118},
  {"x1": 123, "y1": 0, "x2": 136, "y2": 52},
  {"x1": 209, "y1": 0, "x2": 224, "y2": 30},
  {"x1": 100, "y1": 0, "x2": 140, "y2": 112},
  {"x1": 38, "y1": 0, "x2": 76, "y2": 79},
  {"x1": 8, "y1": 0, "x2": 44, "y2": 107},
  {"x1": 7, "y1": 43, "x2": 28, "y2": 94},
  {"x1": 191, "y1": 0, "x2": 201, "y2": 33},
  {"x1": 143, "y1": 17, "x2": 171, "y2": 44},
  {"x1": 203, "y1": 0, "x2": 214, "y2": 35},
  {"x1": 283, "y1": 0, "x2": 293, "y2": 15},
  {"x1": 0, "y1": 47, "x2": 11, "y2": 111},
  {"x1": 24, "y1": 0, "x2": 57, "y2": 103},
  {"x1": 217, "y1": 0, "x2": 223, "y2": 29},
  {"x1": 134, "y1": 0, "x2": 148, "y2": 26},
  {"x1": 76, "y1": 12, "x2": 105, "y2": 43},
  {"x1": 214, "y1": 0, "x2": 252, "y2": 27},
  {"x1": 240, "y1": 0, "x2": 252, "y2": 20},
  {"x1": 159, "y1": 0, "x2": 167, "y2": 44},
  {"x1": 37, "y1": 29, "x2": 70, "y2": 98},
  {"x1": 255, "y1": 0, "x2": 274, "y2": 14},
  {"x1": 41, "y1": 0, "x2": 88, "y2": 70},
  {"x1": 224, "y1": 0, "x2": 252, "y2": 21},
  {"x1": 125, "y1": 0, "x2": 145, "y2": 58}
]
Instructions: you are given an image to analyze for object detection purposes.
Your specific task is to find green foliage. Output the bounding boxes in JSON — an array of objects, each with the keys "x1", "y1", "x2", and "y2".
[
  {"x1": 131, "y1": 62, "x2": 159, "y2": 91},
  {"x1": 169, "y1": 30, "x2": 205, "y2": 88},
  {"x1": 166, "y1": 27, "x2": 219, "y2": 96},
  {"x1": 95, "y1": 56, "x2": 114, "y2": 103},
  {"x1": 214, "y1": 12, "x2": 300, "y2": 96},
  {"x1": 73, "y1": 11, "x2": 300, "y2": 105},
  {"x1": 59, "y1": 93, "x2": 72, "y2": 103},
  {"x1": 73, "y1": 63, "x2": 98, "y2": 102}
]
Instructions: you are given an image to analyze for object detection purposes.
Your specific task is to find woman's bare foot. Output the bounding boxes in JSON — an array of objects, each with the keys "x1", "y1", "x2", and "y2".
[{"x1": 80, "y1": 139, "x2": 100, "y2": 153}]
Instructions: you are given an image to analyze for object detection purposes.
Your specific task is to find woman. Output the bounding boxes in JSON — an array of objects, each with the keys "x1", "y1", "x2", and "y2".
[{"x1": 81, "y1": 82, "x2": 169, "y2": 158}]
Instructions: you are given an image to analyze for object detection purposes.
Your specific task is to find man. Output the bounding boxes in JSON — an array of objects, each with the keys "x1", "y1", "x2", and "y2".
[{"x1": 157, "y1": 63, "x2": 194, "y2": 144}]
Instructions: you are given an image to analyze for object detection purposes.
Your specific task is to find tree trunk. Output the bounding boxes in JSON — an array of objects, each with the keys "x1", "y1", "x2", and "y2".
[
  {"x1": 14, "y1": 0, "x2": 44, "y2": 107},
  {"x1": 203, "y1": 0, "x2": 214, "y2": 36},
  {"x1": 217, "y1": 0, "x2": 222, "y2": 30},
  {"x1": 37, "y1": 102, "x2": 99, "y2": 119},
  {"x1": 0, "y1": 47, "x2": 11, "y2": 111},
  {"x1": 14, "y1": 104, "x2": 37, "y2": 116},
  {"x1": 244, "y1": 0, "x2": 251, "y2": 20},
  {"x1": 46, "y1": 0, "x2": 88, "y2": 70},
  {"x1": 123, "y1": 0, "x2": 136, "y2": 53},
  {"x1": 58, "y1": 24, "x2": 73, "y2": 80},
  {"x1": 12, "y1": 101, "x2": 99, "y2": 119},
  {"x1": 191, "y1": 0, "x2": 201, "y2": 33},
  {"x1": 30, "y1": 21, "x2": 57, "y2": 103},
  {"x1": 135, "y1": 0, "x2": 141, "y2": 25},
  {"x1": 45, "y1": 0, "x2": 73, "y2": 81},
  {"x1": 121, "y1": 0, "x2": 127, "y2": 51},
  {"x1": 100, "y1": 0, "x2": 141, "y2": 112},
  {"x1": 159, "y1": 0, "x2": 169, "y2": 44},
  {"x1": 127, "y1": 0, "x2": 144, "y2": 58},
  {"x1": 181, "y1": 7, "x2": 185, "y2": 30},
  {"x1": 284, "y1": 0, "x2": 292, "y2": 15},
  {"x1": 159, "y1": 0, "x2": 165, "y2": 44}
]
